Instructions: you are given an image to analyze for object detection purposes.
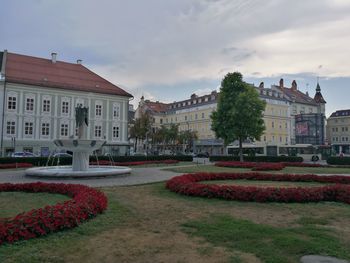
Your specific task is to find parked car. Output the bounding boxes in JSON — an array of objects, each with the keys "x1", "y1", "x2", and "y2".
[
  {"x1": 194, "y1": 152, "x2": 209, "y2": 158},
  {"x1": 53, "y1": 152, "x2": 72, "y2": 158},
  {"x1": 11, "y1": 152, "x2": 37, "y2": 158}
]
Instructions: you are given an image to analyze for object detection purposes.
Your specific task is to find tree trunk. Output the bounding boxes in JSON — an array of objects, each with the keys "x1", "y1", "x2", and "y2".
[{"x1": 239, "y1": 137, "x2": 243, "y2": 162}]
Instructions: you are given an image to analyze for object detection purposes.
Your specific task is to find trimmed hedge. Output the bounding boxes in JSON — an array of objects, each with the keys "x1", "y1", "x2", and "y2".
[
  {"x1": 327, "y1": 157, "x2": 350, "y2": 165},
  {"x1": 209, "y1": 155, "x2": 303, "y2": 163},
  {"x1": 0, "y1": 155, "x2": 193, "y2": 166}
]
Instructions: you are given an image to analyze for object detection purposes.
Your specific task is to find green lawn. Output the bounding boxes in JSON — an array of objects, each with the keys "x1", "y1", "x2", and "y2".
[
  {"x1": 165, "y1": 164, "x2": 350, "y2": 174},
  {"x1": 1, "y1": 183, "x2": 350, "y2": 263},
  {"x1": 0, "y1": 192, "x2": 70, "y2": 218},
  {"x1": 199, "y1": 179, "x2": 330, "y2": 188},
  {"x1": 183, "y1": 215, "x2": 350, "y2": 263}
]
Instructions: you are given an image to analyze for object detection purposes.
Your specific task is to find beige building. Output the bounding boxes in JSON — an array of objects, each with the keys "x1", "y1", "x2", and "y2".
[
  {"x1": 135, "y1": 84, "x2": 293, "y2": 155},
  {"x1": 327, "y1": 109, "x2": 350, "y2": 155}
]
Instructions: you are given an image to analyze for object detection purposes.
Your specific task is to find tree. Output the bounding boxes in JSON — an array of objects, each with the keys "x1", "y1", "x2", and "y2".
[
  {"x1": 178, "y1": 130, "x2": 198, "y2": 152},
  {"x1": 129, "y1": 112, "x2": 152, "y2": 152},
  {"x1": 211, "y1": 72, "x2": 266, "y2": 161}
]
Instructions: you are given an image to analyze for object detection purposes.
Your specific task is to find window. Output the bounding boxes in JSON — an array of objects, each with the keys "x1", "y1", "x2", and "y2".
[
  {"x1": 113, "y1": 103, "x2": 120, "y2": 119},
  {"x1": 95, "y1": 104, "x2": 102, "y2": 117},
  {"x1": 113, "y1": 126, "x2": 119, "y2": 139},
  {"x1": 8, "y1": 96, "x2": 16, "y2": 110},
  {"x1": 185, "y1": 116, "x2": 187, "y2": 121},
  {"x1": 24, "y1": 122, "x2": 34, "y2": 136},
  {"x1": 95, "y1": 125, "x2": 102, "y2": 138},
  {"x1": 43, "y1": 99, "x2": 51, "y2": 112},
  {"x1": 6, "y1": 121, "x2": 16, "y2": 135},
  {"x1": 60, "y1": 124, "x2": 69, "y2": 137},
  {"x1": 62, "y1": 101, "x2": 69, "y2": 114},
  {"x1": 160, "y1": 118, "x2": 163, "y2": 124},
  {"x1": 41, "y1": 123, "x2": 50, "y2": 136},
  {"x1": 272, "y1": 121, "x2": 274, "y2": 128},
  {"x1": 195, "y1": 114, "x2": 198, "y2": 120},
  {"x1": 26, "y1": 97, "x2": 34, "y2": 112},
  {"x1": 202, "y1": 112, "x2": 205, "y2": 119}
]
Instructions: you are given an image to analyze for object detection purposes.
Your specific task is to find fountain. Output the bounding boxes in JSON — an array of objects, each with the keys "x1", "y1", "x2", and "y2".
[{"x1": 25, "y1": 106, "x2": 131, "y2": 178}]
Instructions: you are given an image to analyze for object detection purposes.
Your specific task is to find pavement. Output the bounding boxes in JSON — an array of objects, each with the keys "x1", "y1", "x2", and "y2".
[{"x1": 0, "y1": 164, "x2": 196, "y2": 187}]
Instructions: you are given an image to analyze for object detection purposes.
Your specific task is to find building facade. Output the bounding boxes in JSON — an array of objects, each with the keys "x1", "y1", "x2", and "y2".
[
  {"x1": 0, "y1": 50, "x2": 132, "y2": 156},
  {"x1": 327, "y1": 109, "x2": 350, "y2": 155},
  {"x1": 272, "y1": 79, "x2": 326, "y2": 145}
]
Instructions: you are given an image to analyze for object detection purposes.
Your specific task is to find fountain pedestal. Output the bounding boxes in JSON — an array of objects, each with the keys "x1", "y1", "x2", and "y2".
[{"x1": 72, "y1": 152, "x2": 90, "y2": 171}]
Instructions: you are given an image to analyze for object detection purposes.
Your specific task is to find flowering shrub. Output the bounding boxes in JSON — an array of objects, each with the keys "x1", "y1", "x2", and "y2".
[
  {"x1": 0, "y1": 182, "x2": 108, "y2": 245},
  {"x1": 166, "y1": 172, "x2": 350, "y2": 204},
  {"x1": 90, "y1": 159, "x2": 179, "y2": 166},
  {"x1": 0, "y1": 163, "x2": 33, "y2": 169}
]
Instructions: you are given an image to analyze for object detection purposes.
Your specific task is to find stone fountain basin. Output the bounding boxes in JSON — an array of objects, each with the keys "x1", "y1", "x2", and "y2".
[
  {"x1": 25, "y1": 165, "x2": 132, "y2": 178},
  {"x1": 53, "y1": 139, "x2": 106, "y2": 152}
]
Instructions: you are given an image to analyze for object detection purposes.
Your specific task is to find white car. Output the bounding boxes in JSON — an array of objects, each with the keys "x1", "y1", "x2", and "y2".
[{"x1": 53, "y1": 152, "x2": 73, "y2": 158}]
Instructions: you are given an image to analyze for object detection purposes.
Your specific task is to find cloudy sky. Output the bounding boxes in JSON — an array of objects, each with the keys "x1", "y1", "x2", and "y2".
[{"x1": 1, "y1": 0, "x2": 350, "y2": 116}]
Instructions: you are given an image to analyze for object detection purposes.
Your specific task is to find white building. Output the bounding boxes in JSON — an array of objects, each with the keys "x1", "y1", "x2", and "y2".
[{"x1": 0, "y1": 50, "x2": 133, "y2": 156}]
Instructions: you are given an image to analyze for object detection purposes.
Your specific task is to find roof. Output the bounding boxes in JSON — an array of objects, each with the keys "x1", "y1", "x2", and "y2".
[
  {"x1": 144, "y1": 100, "x2": 169, "y2": 113},
  {"x1": 276, "y1": 86, "x2": 318, "y2": 106},
  {"x1": 329, "y1": 109, "x2": 350, "y2": 118},
  {"x1": 4, "y1": 52, "x2": 132, "y2": 97}
]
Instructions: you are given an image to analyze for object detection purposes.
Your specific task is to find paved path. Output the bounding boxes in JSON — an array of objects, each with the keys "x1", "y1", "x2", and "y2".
[
  {"x1": 0, "y1": 164, "x2": 197, "y2": 187},
  {"x1": 0, "y1": 164, "x2": 349, "y2": 188}
]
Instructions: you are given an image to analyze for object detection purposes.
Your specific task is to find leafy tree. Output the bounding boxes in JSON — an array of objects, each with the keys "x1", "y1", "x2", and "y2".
[
  {"x1": 178, "y1": 130, "x2": 198, "y2": 152},
  {"x1": 129, "y1": 112, "x2": 152, "y2": 152},
  {"x1": 211, "y1": 72, "x2": 266, "y2": 161}
]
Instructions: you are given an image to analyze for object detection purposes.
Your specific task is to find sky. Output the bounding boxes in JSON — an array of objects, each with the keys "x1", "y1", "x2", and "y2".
[{"x1": 1, "y1": 0, "x2": 350, "y2": 117}]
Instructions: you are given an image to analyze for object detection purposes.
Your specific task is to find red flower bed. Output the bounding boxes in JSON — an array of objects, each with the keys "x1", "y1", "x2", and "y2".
[
  {"x1": 90, "y1": 159, "x2": 179, "y2": 166},
  {"x1": 0, "y1": 182, "x2": 108, "y2": 245},
  {"x1": 0, "y1": 163, "x2": 33, "y2": 169},
  {"x1": 166, "y1": 172, "x2": 350, "y2": 203}
]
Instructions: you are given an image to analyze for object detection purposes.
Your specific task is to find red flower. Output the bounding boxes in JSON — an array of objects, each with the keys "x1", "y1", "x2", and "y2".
[{"x1": 0, "y1": 183, "x2": 108, "y2": 245}]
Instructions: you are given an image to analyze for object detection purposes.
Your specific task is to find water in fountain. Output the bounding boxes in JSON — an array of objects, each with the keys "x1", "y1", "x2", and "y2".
[{"x1": 25, "y1": 106, "x2": 131, "y2": 178}]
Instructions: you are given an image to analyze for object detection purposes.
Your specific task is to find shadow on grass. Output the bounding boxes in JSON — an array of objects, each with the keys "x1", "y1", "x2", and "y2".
[{"x1": 183, "y1": 214, "x2": 350, "y2": 263}]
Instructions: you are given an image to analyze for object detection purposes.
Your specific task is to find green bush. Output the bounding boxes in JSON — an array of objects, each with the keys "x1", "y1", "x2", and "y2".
[
  {"x1": 209, "y1": 155, "x2": 303, "y2": 163},
  {"x1": 0, "y1": 155, "x2": 193, "y2": 166},
  {"x1": 327, "y1": 157, "x2": 350, "y2": 165}
]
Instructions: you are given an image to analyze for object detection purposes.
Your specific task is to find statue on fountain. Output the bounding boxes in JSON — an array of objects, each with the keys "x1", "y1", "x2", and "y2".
[{"x1": 75, "y1": 106, "x2": 89, "y2": 139}]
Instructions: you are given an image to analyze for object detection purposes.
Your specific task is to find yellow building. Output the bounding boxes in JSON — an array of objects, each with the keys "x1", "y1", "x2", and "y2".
[{"x1": 136, "y1": 85, "x2": 292, "y2": 155}]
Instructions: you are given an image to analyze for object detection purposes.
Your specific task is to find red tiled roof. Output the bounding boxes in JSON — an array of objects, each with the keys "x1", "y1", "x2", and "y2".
[
  {"x1": 144, "y1": 101, "x2": 169, "y2": 113},
  {"x1": 277, "y1": 86, "x2": 318, "y2": 106},
  {"x1": 5, "y1": 52, "x2": 132, "y2": 97}
]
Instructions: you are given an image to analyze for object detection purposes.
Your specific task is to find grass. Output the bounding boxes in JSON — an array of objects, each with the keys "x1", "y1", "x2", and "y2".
[
  {"x1": 1, "y1": 182, "x2": 350, "y2": 262},
  {"x1": 199, "y1": 179, "x2": 330, "y2": 188},
  {"x1": 0, "y1": 192, "x2": 70, "y2": 218},
  {"x1": 0, "y1": 189, "x2": 131, "y2": 263},
  {"x1": 165, "y1": 164, "x2": 350, "y2": 174},
  {"x1": 183, "y1": 214, "x2": 350, "y2": 263}
]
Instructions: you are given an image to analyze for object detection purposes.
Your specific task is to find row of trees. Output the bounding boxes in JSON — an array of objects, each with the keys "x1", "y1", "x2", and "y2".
[{"x1": 129, "y1": 114, "x2": 198, "y2": 153}]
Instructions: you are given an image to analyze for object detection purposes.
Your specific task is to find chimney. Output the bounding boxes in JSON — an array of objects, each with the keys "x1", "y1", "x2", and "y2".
[
  {"x1": 77, "y1": 59, "x2": 82, "y2": 64},
  {"x1": 51, "y1": 52, "x2": 57, "y2": 63},
  {"x1": 259, "y1": 82, "x2": 264, "y2": 89},
  {"x1": 291, "y1": 80, "x2": 297, "y2": 91},
  {"x1": 279, "y1": 78, "x2": 284, "y2": 88}
]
